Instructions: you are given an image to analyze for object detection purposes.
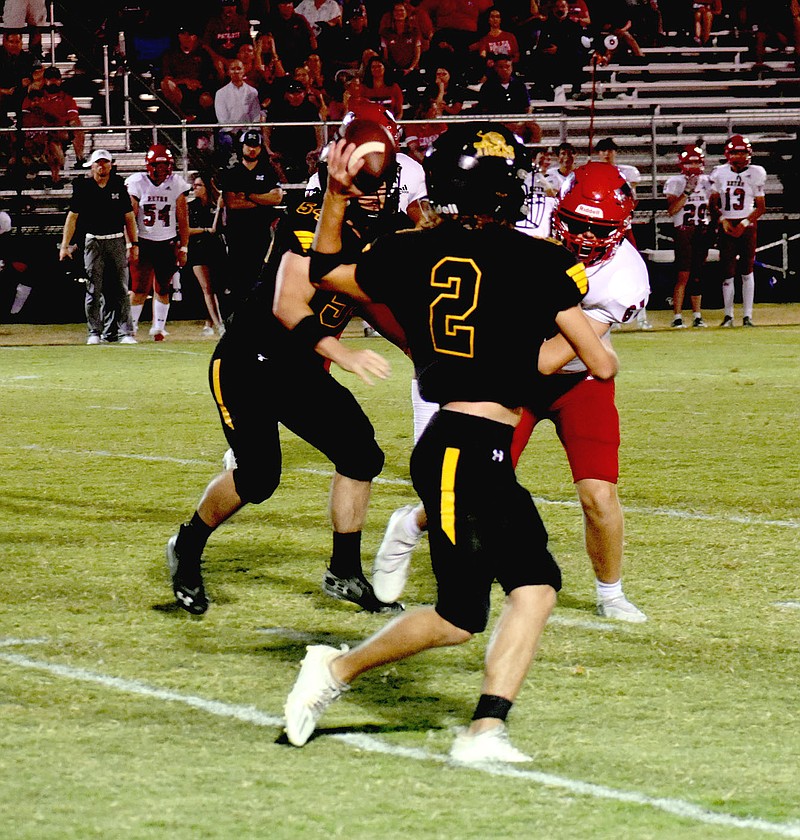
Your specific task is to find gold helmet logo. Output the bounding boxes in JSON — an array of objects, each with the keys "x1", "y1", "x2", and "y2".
[{"x1": 473, "y1": 131, "x2": 515, "y2": 161}]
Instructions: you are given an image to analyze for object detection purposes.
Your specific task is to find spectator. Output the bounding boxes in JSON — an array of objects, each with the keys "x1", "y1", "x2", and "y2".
[
  {"x1": 160, "y1": 24, "x2": 217, "y2": 121},
  {"x1": 295, "y1": 0, "x2": 343, "y2": 37},
  {"x1": 25, "y1": 58, "x2": 44, "y2": 95},
  {"x1": 125, "y1": 145, "x2": 191, "y2": 341},
  {"x1": 546, "y1": 139, "x2": 576, "y2": 190},
  {"x1": 2, "y1": 0, "x2": 46, "y2": 58},
  {"x1": 203, "y1": 0, "x2": 254, "y2": 80},
  {"x1": 693, "y1": 0, "x2": 722, "y2": 47},
  {"x1": 664, "y1": 144, "x2": 712, "y2": 329},
  {"x1": 305, "y1": 52, "x2": 332, "y2": 101},
  {"x1": 321, "y1": 4, "x2": 377, "y2": 74},
  {"x1": 268, "y1": 0, "x2": 318, "y2": 72},
  {"x1": 220, "y1": 129, "x2": 283, "y2": 306},
  {"x1": 252, "y1": 32, "x2": 288, "y2": 99},
  {"x1": 477, "y1": 54, "x2": 530, "y2": 115},
  {"x1": 0, "y1": 30, "x2": 35, "y2": 123},
  {"x1": 58, "y1": 149, "x2": 138, "y2": 345},
  {"x1": 592, "y1": 0, "x2": 645, "y2": 60},
  {"x1": 236, "y1": 42, "x2": 277, "y2": 109},
  {"x1": 186, "y1": 172, "x2": 226, "y2": 336},
  {"x1": 529, "y1": 0, "x2": 588, "y2": 100},
  {"x1": 381, "y1": 1, "x2": 423, "y2": 85},
  {"x1": 469, "y1": 7, "x2": 521, "y2": 66},
  {"x1": 568, "y1": 0, "x2": 591, "y2": 28},
  {"x1": 214, "y1": 58, "x2": 263, "y2": 164},
  {"x1": 20, "y1": 66, "x2": 84, "y2": 188},
  {"x1": 625, "y1": 0, "x2": 664, "y2": 48},
  {"x1": 292, "y1": 62, "x2": 328, "y2": 119},
  {"x1": 360, "y1": 54, "x2": 404, "y2": 118},
  {"x1": 420, "y1": 0, "x2": 493, "y2": 77},
  {"x1": 403, "y1": 91, "x2": 447, "y2": 163},
  {"x1": 263, "y1": 79, "x2": 323, "y2": 183},
  {"x1": 751, "y1": 2, "x2": 800, "y2": 70},
  {"x1": 325, "y1": 71, "x2": 364, "y2": 122},
  {"x1": 421, "y1": 63, "x2": 465, "y2": 115}
]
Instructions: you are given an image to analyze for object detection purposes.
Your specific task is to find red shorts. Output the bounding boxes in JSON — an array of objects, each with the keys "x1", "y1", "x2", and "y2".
[
  {"x1": 718, "y1": 222, "x2": 757, "y2": 275},
  {"x1": 511, "y1": 376, "x2": 620, "y2": 484},
  {"x1": 129, "y1": 239, "x2": 178, "y2": 296}
]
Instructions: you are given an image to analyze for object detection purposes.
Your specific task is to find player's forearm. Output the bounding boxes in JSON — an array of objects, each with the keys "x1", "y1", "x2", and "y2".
[{"x1": 313, "y1": 190, "x2": 348, "y2": 254}]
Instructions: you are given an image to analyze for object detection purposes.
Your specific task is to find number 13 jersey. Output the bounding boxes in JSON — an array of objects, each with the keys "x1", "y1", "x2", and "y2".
[{"x1": 709, "y1": 163, "x2": 767, "y2": 220}]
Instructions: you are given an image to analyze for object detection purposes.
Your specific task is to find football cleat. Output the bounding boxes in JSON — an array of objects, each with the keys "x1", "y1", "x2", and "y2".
[
  {"x1": 86, "y1": 335, "x2": 101, "y2": 345},
  {"x1": 692, "y1": 316, "x2": 707, "y2": 328},
  {"x1": 284, "y1": 644, "x2": 350, "y2": 746},
  {"x1": 450, "y1": 724, "x2": 532, "y2": 764},
  {"x1": 222, "y1": 448, "x2": 238, "y2": 471},
  {"x1": 372, "y1": 504, "x2": 421, "y2": 603},
  {"x1": 166, "y1": 534, "x2": 208, "y2": 615},
  {"x1": 670, "y1": 317, "x2": 686, "y2": 329},
  {"x1": 720, "y1": 315, "x2": 734, "y2": 328},
  {"x1": 119, "y1": 335, "x2": 137, "y2": 344},
  {"x1": 596, "y1": 595, "x2": 647, "y2": 623},
  {"x1": 742, "y1": 316, "x2": 755, "y2": 327},
  {"x1": 322, "y1": 570, "x2": 404, "y2": 614}
]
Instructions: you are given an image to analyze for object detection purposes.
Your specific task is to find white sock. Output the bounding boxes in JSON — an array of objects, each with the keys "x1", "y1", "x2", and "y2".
[
  {"x1": 721, "y1": 278, "x2": 735, "y2": 317},
  {"x1": 10, "y1": 283, "x2": 32, "y2": 314},
  {"x1": 130, "y1": 303, "x2": 144, "y2": 331},
  {"x1": 153, "y1": 298, "x2": 170, "y2": 332},
  {"x1": 404, "y1": 509, "x2": 423, "y2": 541},
  {"x1": 741, "y1": 272, "x2": 754, "y2": 318},
  {"x1": 596, "y1": 579, "x2": 623, "y2": 603},
  {"x1": 411, "y1": 378, "x2": 439, "y2": 443}
]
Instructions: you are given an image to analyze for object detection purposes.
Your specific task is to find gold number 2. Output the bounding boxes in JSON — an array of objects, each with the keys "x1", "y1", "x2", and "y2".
[{"x1": 429, "y1": 257, "x2": 482, "y2": 358}]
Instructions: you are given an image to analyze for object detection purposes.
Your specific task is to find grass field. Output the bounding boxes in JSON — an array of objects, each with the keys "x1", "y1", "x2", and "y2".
[{"x1": 1, "y1": 311, "x2": 799, "y2": 840}]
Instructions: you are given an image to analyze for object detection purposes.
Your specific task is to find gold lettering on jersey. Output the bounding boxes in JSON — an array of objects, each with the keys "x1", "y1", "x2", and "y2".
[
  {"x1": 318, "y1": 294, "x2": 354, "y2": 328},
  {"x1": 473, "y1": 131, "x2": 515, "y2": 161},
  {"x1": 293, "y1": 230, "x2": 315, "y2": 253},
  {"x1": 566, "y1": 262, "x2": 588, "y2": 295},
  {"x1": 440, "y1": 447, "x2": 460, "y2": 544},
  {"x1": 429, "y1": 257, "x2": 482, "y2": 358}
]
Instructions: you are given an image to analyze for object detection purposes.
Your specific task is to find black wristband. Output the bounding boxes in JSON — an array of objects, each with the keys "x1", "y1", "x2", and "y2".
[
  {"x1": 290, "y1": 314, "x2": 327, "y2": 349},
  {"x1": 309, "y1": 248, "x2": 344, "y2": 286}
]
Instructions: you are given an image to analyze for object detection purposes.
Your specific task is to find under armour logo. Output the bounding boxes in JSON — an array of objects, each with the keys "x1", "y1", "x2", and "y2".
[{"x1": 492, "y1": 449, "x2": 504, "y2": 462}]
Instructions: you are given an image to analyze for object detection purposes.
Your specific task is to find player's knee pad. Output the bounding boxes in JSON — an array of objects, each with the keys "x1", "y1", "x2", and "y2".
[
  {"x1": 333, "y1": 438, "x2": 385, "y2": 482},
  {"x1": 232, "y1": 464, "x2": 281, "y2": 505}
]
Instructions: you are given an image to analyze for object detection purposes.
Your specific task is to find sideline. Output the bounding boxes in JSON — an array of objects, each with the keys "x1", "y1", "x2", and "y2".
[
  {"x1": 1, "y1": 649, "x2": 799, "y2": 838},
  {"x1": 15, "y1": 444, "x2": 800, "y2": 530}
]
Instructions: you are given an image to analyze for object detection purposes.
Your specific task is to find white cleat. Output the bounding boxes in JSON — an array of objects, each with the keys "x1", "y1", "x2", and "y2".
[
  {"x1": 450, "y1": 724, "x2": 532, "y2": 764},
  {"x1": 86, "y1": 335, "x2": 101, "y2": 345},
  {"x1": 284, "y1": 644, "x2": 349, "y2": 747},
  {"x1": 372, "y1": 504, "x2": 421, "y2": 603},
  {"x1": 119, "y1": 335, "x2": 137, "y2": 344},
  {"x1": 596, "y1": 595, "x2": 648, "y2": 623}
]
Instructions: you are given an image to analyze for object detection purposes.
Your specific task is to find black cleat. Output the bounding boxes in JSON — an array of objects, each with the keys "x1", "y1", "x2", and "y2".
[
  {"x1": 742, "y1": 316, "x2": 755, "y2": 327},
  {"x1": 166, "y1": 534, "x2": 208, "y2": 614},
  {"x1": 322, "y1": 570, "x2": 404, "y2": 614}
]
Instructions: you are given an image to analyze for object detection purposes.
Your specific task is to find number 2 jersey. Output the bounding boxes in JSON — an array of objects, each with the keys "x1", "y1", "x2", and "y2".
[
  {"x1": 709, "y1": 163, "x2": 767, "y2": 220},
  {"x1": 124, "y1": 171, "x2": 191, "y2": 242},
  {"x1": 355, "y1": 219, "x2": 588, "y2": 409}
]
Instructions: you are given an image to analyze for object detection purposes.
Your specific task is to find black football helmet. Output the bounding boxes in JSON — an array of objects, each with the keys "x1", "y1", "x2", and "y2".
[{"x1": 424, "y1": 122, "x2": 525, "y2": 223}]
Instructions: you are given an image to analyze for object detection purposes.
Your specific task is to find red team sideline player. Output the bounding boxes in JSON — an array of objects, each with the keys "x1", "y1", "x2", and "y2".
[
  {"x1": 125, "y1": 145, "x2": 190, "y2": 340},
  {"x1": 710, "y1": 134, "x2": 767, "y2": 328}
]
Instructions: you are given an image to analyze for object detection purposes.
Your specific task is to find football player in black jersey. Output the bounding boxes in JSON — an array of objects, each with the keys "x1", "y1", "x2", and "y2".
[
  {"x1": 165, "y1": 120, "x2": 413, "y2": 617},
  {"x1": 284, "y1": 123, "x2": 620, "y2": 762}
]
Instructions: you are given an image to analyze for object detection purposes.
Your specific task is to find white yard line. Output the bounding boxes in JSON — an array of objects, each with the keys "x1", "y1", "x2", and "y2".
[
  {"x1": 1, "y1": 650, "x2": 799, "y2": 837},
  {"x1": 11, "y1": 444, "x2": 800, "y2": 529}
]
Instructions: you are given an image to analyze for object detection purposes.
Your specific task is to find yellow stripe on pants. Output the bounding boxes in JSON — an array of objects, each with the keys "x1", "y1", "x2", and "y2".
[
  {"x1": 440, "y1": 447, "x2": 459, "y2": 545},
  {"x1": 211, "y1": 358, "x2": 235, "y2": 429}
]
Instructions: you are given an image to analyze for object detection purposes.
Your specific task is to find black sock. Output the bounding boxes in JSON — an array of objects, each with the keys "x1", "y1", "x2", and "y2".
[
  {"x1": 472, "y1": 694, "x2": 513, "y2": 722},
  {"x1": 176, "y1": 512, "x2": 214, "y2": 560},
  {"x1": 329, "y1": 531, "x2": 362, "y2": 579}
]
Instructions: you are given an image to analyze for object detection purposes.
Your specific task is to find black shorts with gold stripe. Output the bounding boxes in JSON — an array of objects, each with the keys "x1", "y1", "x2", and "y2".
[{"x1": 410, "y1": 409, "x2": 561, "y2": 634}]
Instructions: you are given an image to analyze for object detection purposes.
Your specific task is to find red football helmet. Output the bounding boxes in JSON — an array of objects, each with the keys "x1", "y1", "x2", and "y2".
[
  {"x1": 552, "y1": 162, "x2": 635, "y2": 266},
  {"x1": 145, "y1": 144, "x2": 174, "y2": 184},
  {"x1": 724, "y1": 134, "x2": 752, "y2": 166},
  {"x1": 340, "y1": 98, "x2": 401, "y2": 147},
  {"x1": 679, "y1": 144, "x2": 705, "y2": 175}
]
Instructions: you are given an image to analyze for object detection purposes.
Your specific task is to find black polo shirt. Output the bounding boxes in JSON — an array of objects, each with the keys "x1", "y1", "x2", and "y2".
[{"x1": 69, "y1": 173, "x2": 132, "y2": 235}]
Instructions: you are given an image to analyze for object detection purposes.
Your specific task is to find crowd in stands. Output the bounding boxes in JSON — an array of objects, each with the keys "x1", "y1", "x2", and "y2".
[{"x1": 1, "y1": 1, "x2": 800, "y2": 189}]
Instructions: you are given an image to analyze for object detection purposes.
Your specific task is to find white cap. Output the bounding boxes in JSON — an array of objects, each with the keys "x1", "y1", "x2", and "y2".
[
  {"x1": 85, "y1": 149, "x2": 113, "y2": 167},
  {"x1": 0, "y1": 211, "x2": 11, "y2": 235}
]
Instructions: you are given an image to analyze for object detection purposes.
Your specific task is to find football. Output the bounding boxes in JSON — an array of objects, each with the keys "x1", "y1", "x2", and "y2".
[{"x1": 342, "y1": 118, "x2": 397, "y2": 194}]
